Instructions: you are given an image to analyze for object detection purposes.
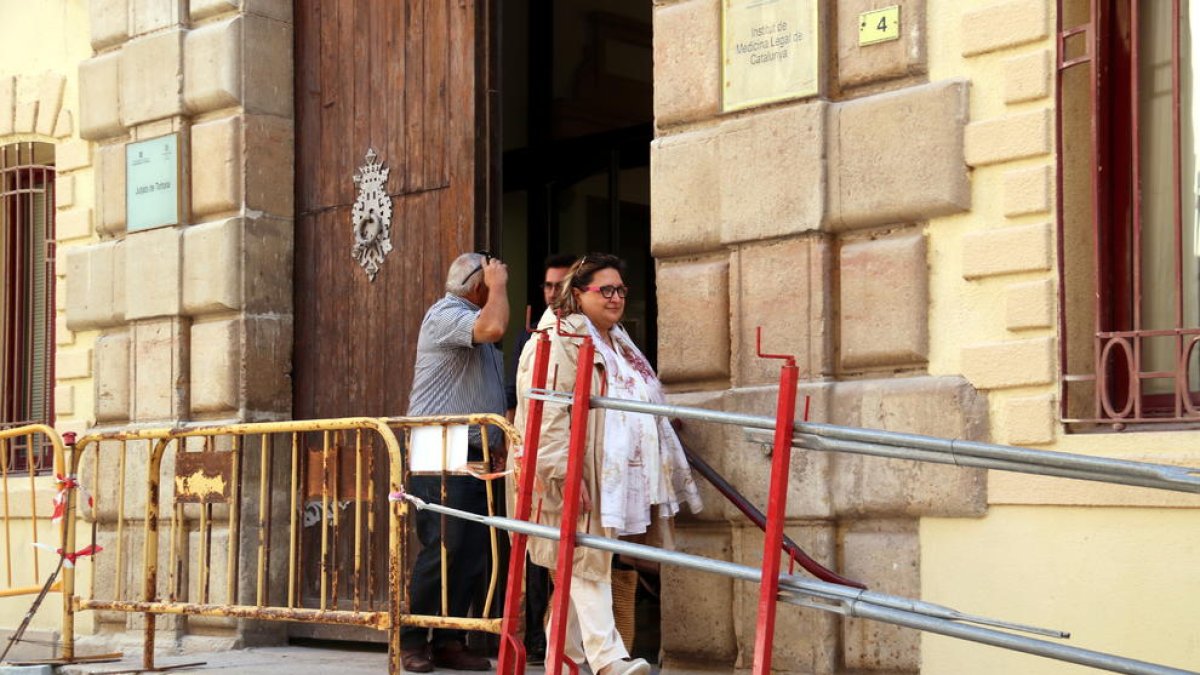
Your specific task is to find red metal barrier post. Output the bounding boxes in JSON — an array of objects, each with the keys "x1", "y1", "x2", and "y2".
[
  {"x1": 543, "y1": 325, "x2": 594, "y2": 675},
  {"x1": 751, "y1": 328, "x2": 799, "y2": 675},
  {"x1": 498, "y1": 327, "x2": 551, "y2": 675}
]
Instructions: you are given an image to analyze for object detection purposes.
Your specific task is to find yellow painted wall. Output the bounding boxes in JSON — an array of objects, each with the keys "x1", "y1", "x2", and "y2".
[
  {"x1": 0, "y1": 478, "x2": 90, "y2": 636},
  {"x1": 0, "y1": 0, "x2": 96, "y2": 640},
  {"x1": 923, "y1": 0, "x2": 1200, "y2": 672},
  {"x1": 0, "y1": 0, "x2": 97, "y2": 440},
  {"x1": 925, "y1": 0, "x2": 1054, "y2": 384},
  {"x1": 923, "y1": 506, "x2": 1200, "y2": 674},
  {"x1": 0, "y1": 1, "x2": 91, "y2": 78}
]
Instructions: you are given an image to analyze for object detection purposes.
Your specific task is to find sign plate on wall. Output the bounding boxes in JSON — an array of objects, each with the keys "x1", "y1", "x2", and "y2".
[
  {"x1": 859, "y1": 6, "x2": 900, "y2": 46},
  {"x1": 126, "y1": 133, "x2": 180, "y2": 232},
  {"x1": 722, "y1": 0, "x2": 820, "y2": 112}
]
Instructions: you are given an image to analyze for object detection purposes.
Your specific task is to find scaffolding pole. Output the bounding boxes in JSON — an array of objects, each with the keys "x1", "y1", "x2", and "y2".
[
  {"x1": 400, "y1": 497, "x2": 1196, "y2": 675},
  {"x1": 526, "y1": 390, "x2": 1200, "y2": 495}
]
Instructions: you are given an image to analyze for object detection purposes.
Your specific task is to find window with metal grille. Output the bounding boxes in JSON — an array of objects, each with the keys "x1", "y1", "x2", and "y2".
[
  {"x1": 0, "y1": 142, "x2": 56, "y2": 470},
  {"x1": 1058, "y1": 0, "x2": 1200, "y2": 428}
]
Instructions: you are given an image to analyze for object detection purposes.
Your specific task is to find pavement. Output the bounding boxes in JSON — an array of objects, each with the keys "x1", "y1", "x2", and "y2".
[
  {"x1": 55, "y1": 643, "x2": 538, "y2": 674},
  {"x1": 0, "y1": 620, "x2": 657, "y2": 675},
  {"x1": 45, "y1": 642, "x2": 572, "y2": 674},
  {"x1": 1, "y1": 632, "x2": 660, "y2": 674}
]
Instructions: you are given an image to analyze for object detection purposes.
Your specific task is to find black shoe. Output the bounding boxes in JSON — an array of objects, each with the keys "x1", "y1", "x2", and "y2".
[{"x1": 525, "y1": 633, "x2": 546, "y2": 665}]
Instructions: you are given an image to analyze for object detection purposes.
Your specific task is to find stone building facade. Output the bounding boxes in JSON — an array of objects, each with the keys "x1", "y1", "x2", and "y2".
[
  {"x1": 70, "y1": 0, "x2": 294, "y2": 428},
  {"x1": 651, "y1": 1, "x2": 985, "y2": 671},
  {"x1": 0, "y1": 0, "x2": 94, "y2": 447},
  {"x1": 2, "y1": 0, "x2": 1199, "y2": 673},
  {"x1": 0, "y1": 0, "x2": 93, "y2": 639},
  {"x1": 64, "y1": 0, "x2": 295, "y2": 652},
  {"x1": 652, "y1": 1, "x2": 1200, "y2": 674}
]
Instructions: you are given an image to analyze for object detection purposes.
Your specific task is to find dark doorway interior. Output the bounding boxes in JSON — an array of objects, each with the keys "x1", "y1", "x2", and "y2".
[
  {"x1": 498, "y1": 0, "x2": 661, "y2": 661},
  {"x1": 500, "y1": 0, "x2": 656, "y2": 367}
]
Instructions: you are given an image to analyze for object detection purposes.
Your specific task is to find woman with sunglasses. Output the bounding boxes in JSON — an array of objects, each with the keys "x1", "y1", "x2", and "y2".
[{"x1": 512, "y1": 253, "x2": 703, "y2": 675}]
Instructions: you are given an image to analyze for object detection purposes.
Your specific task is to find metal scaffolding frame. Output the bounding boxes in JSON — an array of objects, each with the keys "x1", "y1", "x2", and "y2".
[
  {"x1": 490, "y1": 322, "x2": 1200, "y2": 675},
  {"x1": 525, "y1": 390, "x2": 1200, "y2": 495},
  {"x1": 407, "y1": 499, "x2": 1195, "y2": 675}
]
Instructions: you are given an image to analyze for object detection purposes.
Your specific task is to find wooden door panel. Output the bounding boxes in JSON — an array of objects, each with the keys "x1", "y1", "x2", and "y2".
[
  {"x1": 295, "y1": 0, "x2": 480, "y2": 419},
  {"x1": 293, "y1": 0, "x2": 487, "y2": 634}
]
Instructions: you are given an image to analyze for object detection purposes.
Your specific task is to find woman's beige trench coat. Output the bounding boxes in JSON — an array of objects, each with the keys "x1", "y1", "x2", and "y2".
[{"x1": 510, "y1": 310, "x2": 612, "y2": 583}]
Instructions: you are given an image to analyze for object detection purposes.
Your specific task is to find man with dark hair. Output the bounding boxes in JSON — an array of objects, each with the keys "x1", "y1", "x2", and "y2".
[
  {"x1": 506, "y1": 252, "x2": 575, "y2": 664},
  {"x1": 402, "y1": 252, "x2": 509, "y2": 673},
  {"x1": 506, "y1": 253, "x2": 577, "y2": 412}
]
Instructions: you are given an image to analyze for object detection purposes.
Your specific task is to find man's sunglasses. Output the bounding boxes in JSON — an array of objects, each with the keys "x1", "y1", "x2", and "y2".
[{"x1": 460, "y1": 250, "x2": 496, "y2": 285}]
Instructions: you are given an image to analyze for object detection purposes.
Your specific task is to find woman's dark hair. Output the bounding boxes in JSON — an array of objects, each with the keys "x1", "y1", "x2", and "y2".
[{"x1": 550, "y1": 253, "x2": 626, "y2": 315}]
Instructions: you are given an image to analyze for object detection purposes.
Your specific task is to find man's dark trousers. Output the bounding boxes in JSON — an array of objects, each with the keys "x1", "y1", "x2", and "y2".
[
  {"x1": 525, "y1": 558, "x2": 552, "y2": 649},
  {"x1": 401, "y1": 473, "x2": 489, "y2": 649}
]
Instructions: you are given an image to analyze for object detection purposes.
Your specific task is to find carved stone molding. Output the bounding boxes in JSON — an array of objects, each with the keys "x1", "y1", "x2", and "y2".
[{"x1": 350, "y1": 148, "x2": 393, "y2": 282}]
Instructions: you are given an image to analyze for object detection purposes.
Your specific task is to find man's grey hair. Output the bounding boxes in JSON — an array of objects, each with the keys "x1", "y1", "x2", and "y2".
[{"x1": 445, "y1": 252, "x2": 486, "y2": 296}]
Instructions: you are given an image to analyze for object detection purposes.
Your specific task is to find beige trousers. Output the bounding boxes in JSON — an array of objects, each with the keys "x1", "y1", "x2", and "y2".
[{"x1": 555, "y1": 576, "x2": 629, "y2": 673}]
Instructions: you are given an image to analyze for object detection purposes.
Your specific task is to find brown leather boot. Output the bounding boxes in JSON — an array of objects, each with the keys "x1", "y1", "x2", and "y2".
[
  {"x1": 401, "y1": 645, "x2": 434, "y2": 673},
  {"x1": 431, "y1": 640, "x2": 491, "y2": 671}
]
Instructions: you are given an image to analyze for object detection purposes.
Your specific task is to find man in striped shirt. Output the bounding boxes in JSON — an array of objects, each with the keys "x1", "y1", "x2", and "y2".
[{"x1": 402, "y1": 252, "x2": 509, "y2": 673}]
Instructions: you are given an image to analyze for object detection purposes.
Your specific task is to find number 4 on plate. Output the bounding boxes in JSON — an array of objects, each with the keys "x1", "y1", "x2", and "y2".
[{"x1": 859, "y1": 5, "x2": 900, "y2": 46}]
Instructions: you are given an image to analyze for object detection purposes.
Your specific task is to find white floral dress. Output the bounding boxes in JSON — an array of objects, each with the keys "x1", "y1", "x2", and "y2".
[{"x1": 585, "y1": 319, "x2": 703, "y2": 535}]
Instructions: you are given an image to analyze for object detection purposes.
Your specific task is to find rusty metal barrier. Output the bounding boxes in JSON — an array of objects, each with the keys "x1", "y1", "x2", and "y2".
[
  {"x1": 0, "y1": 424, "x2": 65, "y2": 599},
  {"x1": 384, "y1": 414, "x2": 522, "y2": 643},
  {"x1": 58, "y1": 414, "x2": 519, "y2": 674}
]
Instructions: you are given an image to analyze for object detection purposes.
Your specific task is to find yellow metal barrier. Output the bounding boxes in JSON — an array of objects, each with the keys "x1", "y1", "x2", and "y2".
[
  {"x1": 0, "y1": 424, "x2": 65, "y2": 599},
  {"x1": 60, "y1": 414, "x2": 519, "y2": 674},
  {"x1": 385, "y1": 414, "x2": 522, "y2": 639}
]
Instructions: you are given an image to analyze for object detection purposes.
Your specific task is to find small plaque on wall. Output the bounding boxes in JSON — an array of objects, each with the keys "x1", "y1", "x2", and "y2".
[
  {"x1": 859, "y1": 6, "x2": 900, "y2": 46},
  {"x1": 126, "y1": 133, "x2": 180, "y2": 232},
  {"x1": 722, "y1": 0, "x2": 820, "y2": 112}
]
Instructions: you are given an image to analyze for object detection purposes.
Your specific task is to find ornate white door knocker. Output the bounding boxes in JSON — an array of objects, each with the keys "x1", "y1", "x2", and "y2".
[{"x1": 351, "y1": 148, "x2": 393, "y2": 282}]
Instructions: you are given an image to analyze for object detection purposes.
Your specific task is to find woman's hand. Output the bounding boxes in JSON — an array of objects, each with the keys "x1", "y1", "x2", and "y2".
[{"x1": 580, "y1": 483, "x2": 592, "y2": 514}]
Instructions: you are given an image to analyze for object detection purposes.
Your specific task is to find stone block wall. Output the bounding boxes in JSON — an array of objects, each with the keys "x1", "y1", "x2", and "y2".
[
  {"x1": 64, "y1": 0, "x2": 294, "y2": 644},
  {"x1": 651, "y1": 1, "x2": 991, "y2": 672},
  {"x1": 69, "y1": 0, "x2": 294, "y2": 426}
]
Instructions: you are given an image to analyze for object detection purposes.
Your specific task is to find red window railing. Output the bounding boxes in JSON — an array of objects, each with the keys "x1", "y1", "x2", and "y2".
[{"x1": 1057, "y1": 0, "x2": 1200, "y2": 427}]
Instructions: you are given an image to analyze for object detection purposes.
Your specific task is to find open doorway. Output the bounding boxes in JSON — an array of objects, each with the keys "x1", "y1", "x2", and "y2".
[
  {"x1": 498, "y1": 0, "x2": 660, "y2": 661},
  {"x1": 500, "y1": 0, "x2": 656, "y2": 366}
]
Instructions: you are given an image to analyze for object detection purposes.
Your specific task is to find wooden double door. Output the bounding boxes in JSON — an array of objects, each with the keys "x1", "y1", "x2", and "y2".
[{"x1": 292, "y1": 0, "x2": 497, "y2": 636}]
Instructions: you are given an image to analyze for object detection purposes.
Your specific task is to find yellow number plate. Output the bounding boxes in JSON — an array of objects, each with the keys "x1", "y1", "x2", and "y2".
[{"x1": 859, "y1": 6, "x2": 900, "y2": 46}]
